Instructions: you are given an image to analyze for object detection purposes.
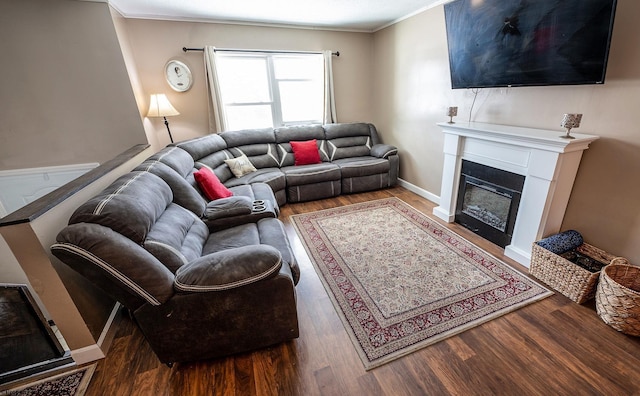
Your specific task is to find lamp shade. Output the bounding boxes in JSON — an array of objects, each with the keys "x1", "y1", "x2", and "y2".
[{"x1": 147, "y1": 94, "x2": 179, "y2": 118}]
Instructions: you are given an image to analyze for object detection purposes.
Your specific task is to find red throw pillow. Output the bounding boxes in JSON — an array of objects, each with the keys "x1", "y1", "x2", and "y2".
[
  {"x1": 290, "y1": 139, "x2": 321, "y2": 166},
  {"x1": 194, "y1": 168, "x2": 233, "y2": 200}
]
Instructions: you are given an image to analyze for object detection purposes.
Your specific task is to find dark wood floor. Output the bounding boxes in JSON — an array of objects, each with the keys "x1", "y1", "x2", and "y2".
[{"x1": 84, "y1": 186, "x2": 640, "y2": 395}]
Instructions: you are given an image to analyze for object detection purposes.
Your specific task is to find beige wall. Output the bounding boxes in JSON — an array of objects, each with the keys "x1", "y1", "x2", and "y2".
[
  {"x1": 0, "y1": 0, "x2": 152, "y2": 364},
  {"x1": 119, "y1": 18, "x2": 375, "y2": 150},
  {"x1": 372, "y1": 0, "x2": 640, "y2": 263},
  {"x1": 0, "y1": 0, "x2": 147, "y2": 171}
]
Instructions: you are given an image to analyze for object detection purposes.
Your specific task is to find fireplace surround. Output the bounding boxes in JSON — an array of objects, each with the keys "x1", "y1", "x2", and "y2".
[{"x1": 433, "y1": 122, "x2": 598, "y2": 267}]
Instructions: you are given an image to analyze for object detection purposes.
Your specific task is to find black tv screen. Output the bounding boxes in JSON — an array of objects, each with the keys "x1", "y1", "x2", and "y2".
[{"x1": 444, "y1": 0, "x2": 617, "y2": 89}]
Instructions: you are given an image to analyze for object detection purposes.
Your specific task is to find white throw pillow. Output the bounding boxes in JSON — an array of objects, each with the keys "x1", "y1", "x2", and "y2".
[{"x1": 224, "y1": 154, "x2": 257, "y2": 178}]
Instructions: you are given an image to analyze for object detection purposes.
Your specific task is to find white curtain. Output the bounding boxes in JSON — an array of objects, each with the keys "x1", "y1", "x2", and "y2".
[
  {"x1": 203, "y1": 46, "x2": 227, "y2": 133},
  {"x1": 323, "y1": 50, "x2": 338, "y2": 124}
]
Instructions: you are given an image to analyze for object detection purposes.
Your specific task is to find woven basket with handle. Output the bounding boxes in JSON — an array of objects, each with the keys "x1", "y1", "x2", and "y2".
[{"x1": 595, "y1": 263, "x2": 640, "y2": 336}]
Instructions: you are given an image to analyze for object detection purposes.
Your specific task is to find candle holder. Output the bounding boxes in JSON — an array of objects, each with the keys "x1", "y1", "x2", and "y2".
[
  {"x1": 447, "y1": 106, "x2": 458, "y2": 124},
  {"x1": 560, "y1": 113, "x2": 582, "y2": 139}
]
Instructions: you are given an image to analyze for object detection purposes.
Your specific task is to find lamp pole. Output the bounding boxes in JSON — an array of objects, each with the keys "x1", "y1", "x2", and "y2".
[{"x1": 163, "y1": 116, "x2": 174, "y2": 143}]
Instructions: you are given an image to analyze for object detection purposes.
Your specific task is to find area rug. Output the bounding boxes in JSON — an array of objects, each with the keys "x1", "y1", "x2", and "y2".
[
  {"x1": 291, "y1": 198, "x2": 552, "y2": 370},
  {"x1": 3, "y1": 364, "x2": 96, "y2": 396}
]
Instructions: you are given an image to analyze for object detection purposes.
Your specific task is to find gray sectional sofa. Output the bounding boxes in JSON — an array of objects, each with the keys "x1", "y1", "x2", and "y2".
[
  {"x1": 173, "y1": 122, "x2": 398, "y2": 205},
  {"x1": 51, "y1": 122, "x2": 399, "y2": 365}
]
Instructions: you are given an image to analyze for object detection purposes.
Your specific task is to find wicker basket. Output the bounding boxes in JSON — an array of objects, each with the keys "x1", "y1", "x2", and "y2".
[
  {"x1": 529, "y1": 242, "x2": 628, "y2": 304},
  {"x1": 595, "y1": 264, "x2": 640, "y2": 336}
]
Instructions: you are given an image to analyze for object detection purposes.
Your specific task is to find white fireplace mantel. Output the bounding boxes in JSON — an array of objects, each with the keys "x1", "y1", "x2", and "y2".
[{"x1": 433, "y1": 122, "x2": 599, "y2": 267}]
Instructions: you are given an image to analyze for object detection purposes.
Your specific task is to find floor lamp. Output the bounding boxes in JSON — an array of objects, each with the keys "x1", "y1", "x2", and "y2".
[{"x1": 147, "y1": 94, "x2": 180, "y2": 143}]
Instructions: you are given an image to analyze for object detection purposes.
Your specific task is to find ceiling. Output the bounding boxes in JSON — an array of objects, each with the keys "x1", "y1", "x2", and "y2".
[{"x1": 108, "y1": 0, "x2": 447, "y2": 32}]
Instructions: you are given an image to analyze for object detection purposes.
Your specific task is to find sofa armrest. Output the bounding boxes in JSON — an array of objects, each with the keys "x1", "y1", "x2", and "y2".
[
  {"x1": 371, "y1": 144, "x2": 398, "y2": 159},
  {"x1": 174, "y1": 245, "x2": 282, "y2": 292},
  {"x1": 204, "y1": 196, "x2": 253, "y2": 220}
]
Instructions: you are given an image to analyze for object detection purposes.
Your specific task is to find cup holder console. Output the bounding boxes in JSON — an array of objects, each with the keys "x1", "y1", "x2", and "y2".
[{"x1": 252, "y1": 200, "x2": 267, "y2": 213}]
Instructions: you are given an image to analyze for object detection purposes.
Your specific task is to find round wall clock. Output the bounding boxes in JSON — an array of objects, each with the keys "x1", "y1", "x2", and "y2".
[{"x1": 165, "y1": 60, "x2": 193, "y2": 92}]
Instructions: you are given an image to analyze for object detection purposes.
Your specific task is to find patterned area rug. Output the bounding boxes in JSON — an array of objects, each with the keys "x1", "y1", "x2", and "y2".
[
  {"x1": 3, "y1": 364, "x2": 96, "y2": 396},
  {"x1": 291, "y1": 198, "x2": 552, "y2": 369}
]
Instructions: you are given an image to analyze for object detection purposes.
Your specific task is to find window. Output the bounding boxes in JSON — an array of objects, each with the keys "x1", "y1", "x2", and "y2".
[{"x1": 215, "y1": 52, "x2": 324, "y2": 130}]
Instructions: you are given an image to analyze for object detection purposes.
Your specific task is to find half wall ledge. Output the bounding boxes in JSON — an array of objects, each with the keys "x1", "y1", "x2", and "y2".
[
  {"x1": 0, "y1": 144, "x2": 150, "y2": 227},
  {"x1": 0, "y1": 144, "x2": 151, "y2": 369}
]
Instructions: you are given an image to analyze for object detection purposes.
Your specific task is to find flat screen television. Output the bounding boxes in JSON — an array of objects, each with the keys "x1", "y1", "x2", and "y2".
[{"x1": 444, "y1": 0, "x2": 617, "y2": 89}]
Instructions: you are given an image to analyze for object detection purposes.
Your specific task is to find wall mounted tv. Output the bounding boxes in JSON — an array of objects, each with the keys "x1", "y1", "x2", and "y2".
[{"x1": 444, "y1": 0, "x2": 617, "y2": 89}]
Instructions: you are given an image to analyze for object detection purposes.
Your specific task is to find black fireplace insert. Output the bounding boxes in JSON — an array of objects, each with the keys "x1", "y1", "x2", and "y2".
[
  {"x1": 455, "y1": 160, "x2": 525, "y2": 248},
  {"x1": 0, "y1": 284, "x2": 74, "y2": 385}
]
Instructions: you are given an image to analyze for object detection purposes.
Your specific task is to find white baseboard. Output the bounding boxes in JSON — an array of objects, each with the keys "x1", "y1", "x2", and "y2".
[
  {"x1": 433, "y1": 206, "x2": 455, "y2": 222},
  {"x1": 505, "y1": 244, "x2": 532, "y2": 268},
  {"x1": 97, "y1": 303, "x2": 121, "y2": 349},
  {"x1": 397, "y1": 178, "x2": 440, "y2": 204}
]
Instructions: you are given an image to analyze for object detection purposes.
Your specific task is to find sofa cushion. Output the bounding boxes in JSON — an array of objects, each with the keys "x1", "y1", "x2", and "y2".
[
  {"x1": 370, "y1": 144, "x2": 398, "y2": 159},
  {"x1": 225, "y1": 154, "x2": 258, "y2": 178},
  {"x1": 175, "y1": 134, "x2": 236, "y2": 182},
  {"x1": 203, "y1": 222, "x2": 260, "y2": 253},
  {"x1": 274, "y1": 124, "x2": 325, "y2": 142},
  {"x1": 323, "y1": 122, "x2": 378, "y2": 141},
  {"x1": 174, "y1": 133, "x2": 228, "y2": 163},
  {"x1": 174, "y1": 245, "x2": 282, "y2": 292},
  {"x1": 281, "y1": 163, "x2": 341, "y2": 187},
  {"x1": 326, "y1": 135, "x2": 372, "y2": 161},
  {"x1": 201, "y1": 218, "x2": 299, "y2": 285},
  {"x1": 324, "y1": 123, "x2": 384, "y2": 161},
  {"x1": 227, "y1": 183, "x2": 280, "y2": 213},
  {"x1": 287, "y1": 180, "x2": 341, "y2": 203},
  {"x1": 204, "y1": 196, "x2": 253, "y2": 220},
  {"x1": 256, "y1": 218, "x2": 300, "y2": 284},
  {"x1": 275, "y1": 125, "x2": 329, "y2": 167},
  {"x1": 223, "y1": 168, "x2": 286, "y2": 192},
  {"x1": 332, "y1": 157, "x2": 391, "y2": 178},
  {"x1": 135, "y1": 160, "x2": 207, "y2": 217},
  {"x1": 205, "y1": 204, "x2": 277, "y2": 233},
  {"x1": 194, "y1": 167, "x2": 234, "y2": 200},
  {"x1": 220, "y1": 128, "x2": 280, "y2": 170},
  {"x1": 144, "y1": 203, "x2": 209, "y2": 273},
  {"x1": 148, "y1": 147, "x2": 196, "y2": 178},
  {"x1": 291, "y1": 140, "x2": 322, "y2": 166},
  {"x1": 69, "y1": 172, "x2": 171, "y2": 244}
]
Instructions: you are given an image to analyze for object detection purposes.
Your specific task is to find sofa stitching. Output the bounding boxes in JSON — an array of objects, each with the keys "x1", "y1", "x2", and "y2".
[
  {"x1": 139, "y1": 161, "x2": 157, "y2": 172},
  {"x1": 328, "y1": 141, "x2": 337, "y2": 161},
  {"x1": 277, "y1": 144, "x2": 289, "y2": 167},
  {"x1": 286, "y1": 169, "x2": 339, "y2": 178},
  {"x1": 338, "y1": 160, "x2": 387, "y2": 168},
  {"x1": 156, "y1": 147, "x2": 178, "y2": 162},
  {"x1": 381, "y1": 149, "x2": 398, "y2": 158},
  {"x1": 51, "y1": 243, "x2": 162, "y2": 306},
  {"x1": 174, "y1": 257, "x2": 282, "y2": 292},
  {"x1": 94, "y1": 172, "x2": 145, "y2": 216},
  {"x1": 266, "y1": 144, "x2": 279, "y2": 167},
  {"x1": 319, "y1": 140, "x2": 329, "y2": 161}
]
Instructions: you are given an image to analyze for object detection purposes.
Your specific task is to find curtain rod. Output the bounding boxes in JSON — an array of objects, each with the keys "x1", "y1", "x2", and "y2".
[{"x1": 183, "y1": 47, "x2": 339, "y2": 57}]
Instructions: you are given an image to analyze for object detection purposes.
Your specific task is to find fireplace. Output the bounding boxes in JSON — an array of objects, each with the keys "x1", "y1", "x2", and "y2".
[
  {"x1": 433, "y1": 122, "x2": 598, "y2": 266},
  {"x1": 455, "y1": 160, "x2": 525, "y2": 248},
  {"x1": 0, "y1": 284, "x2": 73, "y2": 385}
]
